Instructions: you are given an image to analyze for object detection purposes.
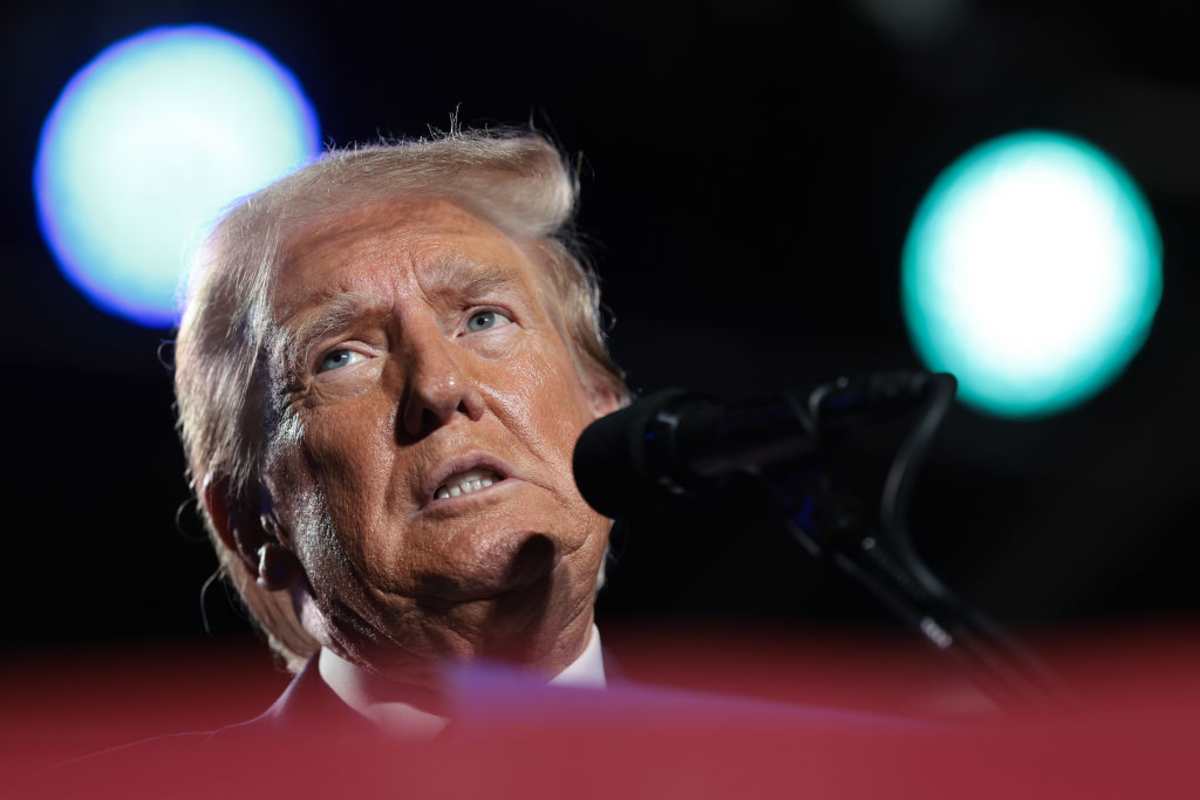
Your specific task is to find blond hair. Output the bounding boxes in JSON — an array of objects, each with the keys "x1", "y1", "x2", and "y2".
[{"x1": 174, "y1": 129, "x2": 628, "y2": 671}]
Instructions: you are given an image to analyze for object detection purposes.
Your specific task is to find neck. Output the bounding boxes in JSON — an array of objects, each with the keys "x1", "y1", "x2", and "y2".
[{"x1": 318, "y1": 623, "x2": 606, "y2": 733}]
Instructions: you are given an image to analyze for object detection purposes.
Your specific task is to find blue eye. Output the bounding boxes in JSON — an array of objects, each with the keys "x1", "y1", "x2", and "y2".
[
  {"x1": 466, "y1": 309, "x2": 512, "y2": 332},
  {"x1": 317, "y1": 348, "x2": 362, "y2": 373}
]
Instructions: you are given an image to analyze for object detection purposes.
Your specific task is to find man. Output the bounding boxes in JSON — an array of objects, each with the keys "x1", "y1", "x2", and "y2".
[
  {"x1": 173, "y1": 129, "x2": 629, "y2": 733},
  {"x1": 45, "y1": 129, "x2": 946, "y2": 798}
]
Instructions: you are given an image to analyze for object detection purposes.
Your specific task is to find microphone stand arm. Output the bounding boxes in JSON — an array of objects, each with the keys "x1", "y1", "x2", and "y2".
[
  {"x1": 785, "y1": 504, "x2": 1060, "y2": 709},
  {"x1": 763, "y1": 373, "x2": 1065, "y2": 710}
]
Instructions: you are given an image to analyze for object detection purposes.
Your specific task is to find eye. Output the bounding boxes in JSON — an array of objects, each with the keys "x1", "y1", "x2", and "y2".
[
  {"x1": 317, "y1": 348, "x2": 365, "y2": 373},
  {"x1": 465, "y1": 309, "x2": 512, "y2": 333}
]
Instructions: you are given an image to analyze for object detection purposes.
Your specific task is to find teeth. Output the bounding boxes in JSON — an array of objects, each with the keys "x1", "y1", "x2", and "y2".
[{"x1": 433, "y1": 469, "x2": 500, "y2": 500}]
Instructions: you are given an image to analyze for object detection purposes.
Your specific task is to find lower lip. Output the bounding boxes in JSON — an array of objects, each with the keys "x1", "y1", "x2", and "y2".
[{"x1": 422, "y1": 478, "x2": 519, "y2": 517}]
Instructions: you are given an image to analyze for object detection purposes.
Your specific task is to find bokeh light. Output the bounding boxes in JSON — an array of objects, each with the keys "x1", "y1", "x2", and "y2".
[
  {"x1": 902, "y1": 130, "x2": 1162, "y2": 418},
  {"x1": 34, "y1": 25, "x2": 320, "y2": 328}
]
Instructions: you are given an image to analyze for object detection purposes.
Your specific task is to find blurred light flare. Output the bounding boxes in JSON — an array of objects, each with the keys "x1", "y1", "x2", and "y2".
[
  {"x1": 34, "y1": 25, "x2": 320, "y2": 328},
  {"x1": 902, "y1": 131, "x2": 1162, "y2": 417}
]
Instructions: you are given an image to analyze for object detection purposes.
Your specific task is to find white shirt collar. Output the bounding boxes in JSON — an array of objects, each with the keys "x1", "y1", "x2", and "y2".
[
  {"x1": 547, "y1": 622, "x2": 607, "y2": 690},
  {"x1": 318, "y1": 624, "x2": 606, "y2": 736}
]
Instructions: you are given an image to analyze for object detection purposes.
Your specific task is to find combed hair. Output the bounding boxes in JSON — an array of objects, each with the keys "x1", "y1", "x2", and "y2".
[{"x1": 174, "y1": 129, "x2": 629, "y2": 672}]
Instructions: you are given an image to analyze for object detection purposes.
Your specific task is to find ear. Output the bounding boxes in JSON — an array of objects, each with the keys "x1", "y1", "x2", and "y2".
[
  {"x1": 586, "y1": 381, "x2": 623, "y2": 421},
  {"x1": 202, "y1": 474, "x2": 302, "y2": 592}
]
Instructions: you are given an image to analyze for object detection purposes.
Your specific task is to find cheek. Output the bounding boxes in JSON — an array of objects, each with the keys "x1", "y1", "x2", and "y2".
[
  {"x1": 290, "y1": 396, "x2": 398, "y2": 566},
  {"x1": 499, "y1": 340, "x2": 614, "y2": 555},
  {"x1": 500, "y1": 341, "x2": 597, "y2": 463}
]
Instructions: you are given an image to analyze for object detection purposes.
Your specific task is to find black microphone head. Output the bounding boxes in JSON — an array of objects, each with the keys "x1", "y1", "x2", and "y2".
[{"x1": 572, "y1": 388, "x2": 692, "y2": 518}]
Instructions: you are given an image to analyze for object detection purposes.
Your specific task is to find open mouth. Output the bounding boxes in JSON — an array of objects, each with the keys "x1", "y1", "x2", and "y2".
[
  {"x1": 422, "y1": 453, "x2": 515, "y2": 507},
  {"x1": 433, "y1": 467, "x2": 505, "y2": 500}
]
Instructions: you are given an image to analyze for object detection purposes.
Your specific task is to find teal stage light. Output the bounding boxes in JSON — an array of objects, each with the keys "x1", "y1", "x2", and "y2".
[
  {"x1": 34, "y1": 26, "x2": 320, "y2": 328},
  {"x1": 902, "y1": 131, "x2": 1162, "y2": 418}
]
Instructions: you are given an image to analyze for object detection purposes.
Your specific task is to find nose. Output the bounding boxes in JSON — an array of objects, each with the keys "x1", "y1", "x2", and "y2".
[{"x1": 398, "y1": 322, "x2": 486, "y2": 439}]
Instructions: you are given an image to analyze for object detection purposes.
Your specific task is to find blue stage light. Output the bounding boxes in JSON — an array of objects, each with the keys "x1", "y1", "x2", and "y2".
[
  {"x1": 902, "y1": 131, "x2": 1162, "y2": 418},
  {"x1": 34, "y1": 26, "x2": 320, "y2": 328}
]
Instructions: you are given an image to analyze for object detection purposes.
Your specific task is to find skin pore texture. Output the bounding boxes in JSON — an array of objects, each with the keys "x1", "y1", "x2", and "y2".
[{"x1": 256, "y1": 197, "x2": 617, "y2": 696}]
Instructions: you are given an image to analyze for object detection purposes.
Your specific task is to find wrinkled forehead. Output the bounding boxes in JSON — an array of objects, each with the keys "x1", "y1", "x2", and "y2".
[{"x1": 270, "y1": 196, "x2": 553, "y2": 324}]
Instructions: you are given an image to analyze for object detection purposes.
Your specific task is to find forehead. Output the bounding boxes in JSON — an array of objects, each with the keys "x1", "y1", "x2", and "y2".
[{"x1": 271, "y1": 196, "x2": 545, "y2": 321}]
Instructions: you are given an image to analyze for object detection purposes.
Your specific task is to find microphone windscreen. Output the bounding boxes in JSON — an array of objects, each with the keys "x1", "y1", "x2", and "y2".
[{"x1": 572, "y1": 389, "x2": 690, "y2": 517}]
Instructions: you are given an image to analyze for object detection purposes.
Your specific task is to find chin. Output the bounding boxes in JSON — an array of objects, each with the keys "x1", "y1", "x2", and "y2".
[{"x1": 383, "y1": 525, "x2": 558, "y2": 608}]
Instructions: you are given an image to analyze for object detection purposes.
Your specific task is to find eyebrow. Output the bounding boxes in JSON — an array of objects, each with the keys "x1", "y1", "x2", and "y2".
[
  {"x1": 275, "y1": 257, "x2": 524, "y2": 373},
  {"x1": 422, "y1": 256, "x2": 519, "y2": 301},
  {"x1": 277, "y1": 291, "x2": 390, "y2": 374}
]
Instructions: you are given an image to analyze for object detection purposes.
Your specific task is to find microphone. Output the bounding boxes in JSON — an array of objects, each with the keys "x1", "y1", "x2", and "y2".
[
  {"x1": 572, "y1": 372, "x2": 935, "y2": 518},
  {"x1": 573, "y1": 372, "x2": 1063, "y2": 707}
]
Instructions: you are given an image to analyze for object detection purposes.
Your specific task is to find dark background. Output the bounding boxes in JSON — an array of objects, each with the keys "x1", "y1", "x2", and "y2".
[{"x1": 3, "y1": 1, "x2": 1199, "y2": 661}]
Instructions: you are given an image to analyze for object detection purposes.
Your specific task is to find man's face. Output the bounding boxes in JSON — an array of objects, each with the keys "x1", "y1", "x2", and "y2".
[{"x1": 264, "y1": 197, "x2": 614, "y2": 675}]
